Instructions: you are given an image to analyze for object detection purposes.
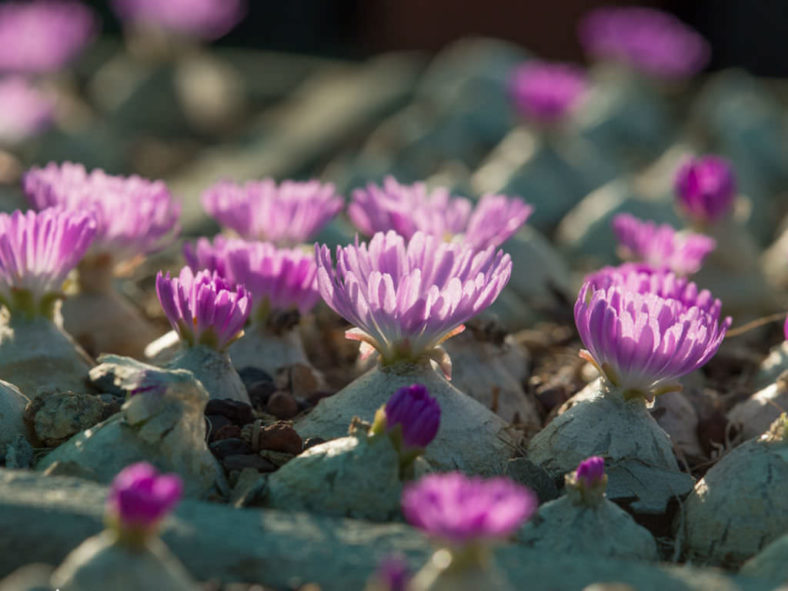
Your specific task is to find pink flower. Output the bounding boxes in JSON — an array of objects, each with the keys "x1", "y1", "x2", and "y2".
[
  {"x1": 0, "y1": 77, "x2": 54, "y2": 145},
  {"x1": 509, "y1": 61, "x2": 588, "y2": 125},
  {"x1": 575, "y1": 456, "x2": 606, "y2": 489},
  {"x1": 402, "y1": 472, "x2": 537, "y2": 545},
  {"x1": 315, "y1": 231, "x2": 512, "y2": 375},
  {"x1": 674, "y1": 155, "x2": 737, "y2": 225},
  {"x1": 579, "y1": 7, "x2": 709, "y2": 80},
  {"x1": 575, "y1": 265, "x2": 731, "y2": 401},
  {"x1": 185, "y1": 236, "x2": 319, "y2": 318},
  {"x1": 156, "y1": 266, "x2": 251, "y2": 351},
  {"x1": 107, "y1": 462, "x2": 182, "y2": 532},
  {"x1": 112, "y1": 0, "x2": 245, "y2": 40},
  {"x1": 0, "y1": 208, "x2": 95, "y2": 317},
  {"x1": 612, "y1": 213, "x2": 715, "y2": 276},
  {"x1": 202, "y1": 179, "x2": 342, "y2": 246},
  {"x1": 349, "y1": 177, "x2": 532, "y2": 250},
  {"x1": 24, "y1": 162, "x2": 180, "y2": 264},
  {"x1": 384, "y1": 384, "x2": 441, "y2": 450},
  {"x1": 0, "y1": 1, "x2": 96, "y2": 74}
]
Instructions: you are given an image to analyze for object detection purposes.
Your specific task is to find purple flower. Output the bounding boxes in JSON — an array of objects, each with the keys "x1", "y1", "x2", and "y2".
[
  {"x1": 575, "y1": 456, "x2": 606, "y2": 488},
  {"x1": 575, "y1": 266, "x2": 731, "y2": 401},
  {"x1": 24, "y1": 162, "x2": 180, "y2": 265},
  {"x1": 0, "y1": 1, "x2": 96, "y2": 74},
  {"x1": 509, "y1": 61, "x2": 588, "y2": 125},
  {"x1": 579, "y1": 7, "x2": 709, "y2": 80},
  {"x1": 202, "y1": 179, "x2": 343, "y2": 246},
  {"x1": 384, "y1": 384, "x2": 441, "y2": 450},
  {"x1": 349, "y1": 177, "x2": 532, "y2": 250},
  {"x1": 107, "y1": 462, "x2": 182, "y2": 532},
  {"x1": 112, "y1": 0, "x2": 245, "y2": 40},
  {"x1": 156, "y1": 266, "x2": 251, "y2": 351},
  {"x1": 0, "y1": 208, "x2": 95, "y2": 317},
  {"x1": 674, "y1": 156, "x2": 737, "y2": 225},
  {"x1": 0, "y1": 77, "x2": 54, "y2": 145},
  {"x1": 612, "y1": 213, "x2": 715, "y2": 276},
  {"x1": 315, "y1": 231, "x2": 512, "y2": 376},
  {"x1": 402, "y1": 472, "x2": 537, "y2": 545},
  {"x1": 183, "y1": 235, "x2": 230, "y2": 278},
  {"x1": 784, "y1": 315, "x2": 788, "y2": 342},
  {"x1": 374, "y1": 556, "x2": 410, "y2": 591}
]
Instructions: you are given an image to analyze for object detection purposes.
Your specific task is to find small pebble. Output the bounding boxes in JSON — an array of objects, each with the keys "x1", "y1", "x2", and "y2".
[
  {"x1": 248, "y1": 380, "x2": 277, "y2": 409},
  {"x1": 205, "y1": 399, "x2": 254, "y2": 425},
  {"x1": 210, "y1": 437, "x2": 253, "y2": 459},
  {"x1": 25, "y1": 392, "x2": 112, "y2": 447},
  {"x1": 238, "y1": 366, "x2": 274, "y2": 390},
  {"x1": 206, "y1": 414, "x2": 233, "y2": 438},
  {"x1": 222, "y1": 454, "x2": 276, "y2": 473},
  {"x1": 255, "y1": 421, "x2": 303, "y2": 454},
  {"x1": 213, "y1": 424, "x2": 242, "y2": 441},
  {"x1": 266, "y1": 392, "x2": 299, "y2": 419}
]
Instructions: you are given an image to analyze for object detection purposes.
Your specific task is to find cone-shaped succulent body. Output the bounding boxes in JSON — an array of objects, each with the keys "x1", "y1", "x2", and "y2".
[
  {"x1": 402, "y1": 472, "x2": 536, "y2": 591},
  {"x1": 202, "y1": 178, "x2": 342, "y2": 246},
  {"x1": 185, "y1": 236, "x2": 321, "y2": 378},
  {"x1": 0, "y1": 1, "x2": 96, "y2": 74},
  {"x1": 349, "y1": 178, "x2": 532, "y2": 251},
  {"x1": 751, "y1": 319, "x2": 788, "y2": 391},
  {"x1": 517, "y1": 457, "x2": 658, "y2": 560},
  {"x1": 0, "y1": 379, "x2": 29, "y2": 449},
  {"x1": 112, "y1": 0, "x2": 245, "y2": 40},
  {"x1": 253, "y1": 385, "x2": 438, "y2": 521},
  {"x1": 683, "y1": 415, "x2": 788, "y2": 567},
  {"x1": 530, "y1": 267, "x2": 728, "y2": 513},
  {"x1": 579, "y1": 6, "x2": 710, "y2": 81},
  {"x1": 509, "y1": 61, "x2": 588, "y2": 127},
  {"x1": 0, "y1": 77, "x2": 54, "y2": 146},
  {"x1": 23, "y1": 162, "x2": 180, "y2": 357},
  {"x1": 612, "y1": 213, "x2": 715, "y2": 276},
  {"x1": 0, "y1": 209, "x2": 96, "y2": 398},
  {"x1": 51, "y1": 463, "x2": 197, "y2": 591},
  {"x1": 156, "y1": 267, "x2": 250, "y2": 403},
  {"x1": 38, "y1": 356, "x2": 225, "y2": 498}
]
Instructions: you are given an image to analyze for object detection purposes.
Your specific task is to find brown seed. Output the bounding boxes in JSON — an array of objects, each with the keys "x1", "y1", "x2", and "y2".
[
  {"x1": 256, "y1": 421, "x2": 303, "y2": 454},
  {"x1": 266, "y1": 391, "x2": 299, "y2": 419}
]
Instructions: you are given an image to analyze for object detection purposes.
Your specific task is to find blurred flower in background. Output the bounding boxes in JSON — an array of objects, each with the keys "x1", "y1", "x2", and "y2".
[
  {"x1": 0, "y1": 77, "x2": 55, "y2": 146},
  {"x1": 112, "y1": 0, "x2": 247, "y2": 40}
]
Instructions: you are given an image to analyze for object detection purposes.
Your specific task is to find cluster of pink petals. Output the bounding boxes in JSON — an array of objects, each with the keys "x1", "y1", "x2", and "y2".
[
  {"x1": 0, "y1": 77, "x2": 54, "y2": 145},
  {"x1": 184, "y1": 236, "x2": 320, "y2": 317},
  {"x1": 509, "y1": 60, "x2": 589, "y2": 125},
  {"x1": 579, "y1": 7, "x2": 710, "y2": 80},
  {"x1": 0, "y1": 1, "x2": 96, "y2": 74},
  {"x1": 402, "y1": 472, "x2": 537, "y2": 545},
  {"x1": 107, "y1": 462, "x2": 182, "y2": 531},
  {"x1": 674, "y1": 155, "x2": 737, "y2": 225},
  {"x1": 612, "y1": 213, "x2": 715, "y2": 276},
  {"x1": 575, "y1": 265, "x2": 731, "y2": 399},
  {"x1": 384, "y1": 384, "x2": 441, "y2": 450},
  {"x1": 156, "y1": 266, "x2": 251, "y2": 351},
  {"x1": 315, "y1": 231, "x2": 512, "y2": 373},
  {"x1": 112, "y1": 0, "x2": 245, "y2": 40},
  {"x1": 349, "y1": 177, "x2": 532, "y2": 250},
  {"x1": 202, "y1": 179, "x2": 342, "y2": 246},
  {"x1": 575, "y1": 456, "x2": 606, "y2": 489},
  {"x1": 0, "y1": 208, "x2": 95, "y2": 314},
  {"x1": 23, "y1": 162, "x2": 180, "y2": 264}
]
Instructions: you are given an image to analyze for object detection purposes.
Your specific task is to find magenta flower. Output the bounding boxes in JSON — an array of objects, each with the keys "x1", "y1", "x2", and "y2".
[
  {"x1": 23, "y1": 162, "x2": 180, "y2": 265},
  {"x1": 579, "y1": 7, "x2": 709, "y2": 80},
  {"x1": 0, "y1": 77, "x2": 54, "y2": 145},
  {"x1": 156, "y1": 266, "x2": 251, "y2": 351},
  {"x1": 202, "y1": 179, "x2": 342, "y2": 246},
  {"x1": 402, "y1": 472, "x2": 537, "y2": 545},
  {"x1": 0, "y1": 1, "x2": 96, "y2": 74},
  {"x1": 0, "y1": 208, "x2": 95, "y2": 317},
  {"x1": 384, "y1": 384, "x2": 441, "y2": 450},
  {"x1": 612, "y1": 213, "x2": 715, "y2": 276},
  {"x1": 316, "y1": 231, "x2": 512, "y2": 376},
  {"x1": 509, "y1": 60, "x2": 588, "y2": 125},
  {"x1": 183, "y1": 235, "x2": 230, "y2": 278},
  {"x1": 112, "y1": 0, "x2": 245, "y2": 40},
  {"x1": 784, "y1": 315, "x2": 788, "y2": 342},
  {"x1": 575, "y1": 266, "x2": 731, "y2": 401},
  {"x1": 106, "y1": 462, "x2": 182, "y2": 533},
  {"x1": 349, "y1": 177, "x2": 532, "y2": 250},
  {"x1": 373, "y1": 556, "x2": 410, "y2": 591},
  {"x1": 575, "y1": 456, "x2": 606, "y2": 489},
  {"x1": 674, "y1": 155, "x2": 737, "y2": 225}
]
